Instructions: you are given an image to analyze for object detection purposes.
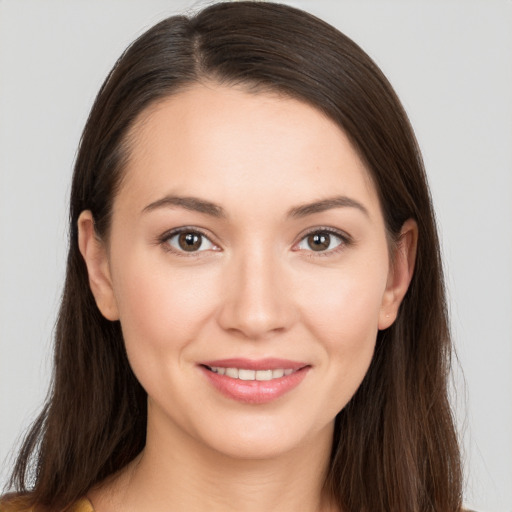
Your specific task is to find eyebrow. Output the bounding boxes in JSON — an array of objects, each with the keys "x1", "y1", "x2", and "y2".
[
  {"x1": 142, "y1": 194, "x2": 368, "y2": 219},
  {"x1": 142, "y1": 195, "x2": 227, "y2": 218},
  {"x1": 287, "y1": 196, "x2": 369, "y2": 218}
]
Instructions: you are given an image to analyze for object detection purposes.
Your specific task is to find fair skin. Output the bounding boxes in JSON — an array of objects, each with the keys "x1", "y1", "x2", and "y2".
[{"x1": 79, "y1": 83, "x2": 417, "y2": 512}]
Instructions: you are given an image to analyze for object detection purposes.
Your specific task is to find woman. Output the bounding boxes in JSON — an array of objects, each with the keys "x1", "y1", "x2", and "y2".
[{"x1": 2, "y1": 2, "x2": 463, "y2": 511}]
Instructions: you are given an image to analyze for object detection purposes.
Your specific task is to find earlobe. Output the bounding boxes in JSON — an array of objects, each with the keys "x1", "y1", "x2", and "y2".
[
  {"x1": 378, "y1": 219, "x2": 418, "y2": 330},
  {"x1": 77, "y1": 211, "x2": 119, "y2": 321}
]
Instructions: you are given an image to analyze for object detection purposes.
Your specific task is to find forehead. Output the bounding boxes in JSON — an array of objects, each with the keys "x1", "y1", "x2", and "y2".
[{"x1": 117, "y1": 83, "x2": 380, "y2": 218}]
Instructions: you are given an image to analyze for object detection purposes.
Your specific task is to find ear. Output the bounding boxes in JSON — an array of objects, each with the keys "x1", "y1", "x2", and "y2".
[
  {"x1": 378, "y1": 219, "x2": 418, "y2": 330},
  {"x1": 77, "y1": 210, "x2": 119, "y2": 321}
]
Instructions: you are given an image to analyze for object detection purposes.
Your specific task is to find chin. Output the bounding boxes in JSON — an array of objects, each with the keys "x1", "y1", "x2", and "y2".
[{"x1": 193, "y1": 414, "x2": 334, "y2": 462}]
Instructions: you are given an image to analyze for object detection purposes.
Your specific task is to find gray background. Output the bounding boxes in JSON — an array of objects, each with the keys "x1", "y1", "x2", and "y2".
[{"x1": 1, "y1": 1, "x2": 511, "y2": 510}]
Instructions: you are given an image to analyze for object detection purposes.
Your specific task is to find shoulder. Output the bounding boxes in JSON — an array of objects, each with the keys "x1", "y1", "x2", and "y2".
[
  {"x1": 0, "y1": 495, "x2": 32, "y2": 512},
  {"x1": 0, "y1": 495, "x2": 94, "y2": 512}
]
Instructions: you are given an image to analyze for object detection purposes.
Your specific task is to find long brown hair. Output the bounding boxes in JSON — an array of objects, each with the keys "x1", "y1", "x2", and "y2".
[{"x1": 6, "y1": 2, "x2": 462, "y2": 510}]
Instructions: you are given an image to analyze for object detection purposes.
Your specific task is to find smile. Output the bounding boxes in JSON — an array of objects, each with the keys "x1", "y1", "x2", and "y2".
[
  {"x1": 200, "y1": 359, "x2": 310, "y2": 404},
  {"x1": 207, "y1": 367, "x2": 295, "y2": 381}
]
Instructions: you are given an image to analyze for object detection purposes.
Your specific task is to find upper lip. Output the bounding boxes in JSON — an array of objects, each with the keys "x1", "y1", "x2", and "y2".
[{"x1": 200, "y1": 358, "x2": 308, "y2": 371}]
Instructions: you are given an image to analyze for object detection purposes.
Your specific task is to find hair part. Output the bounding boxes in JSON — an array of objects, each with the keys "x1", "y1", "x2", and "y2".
[{"x1": 6, "y1": 3, "x2": 462, "y2": 511}]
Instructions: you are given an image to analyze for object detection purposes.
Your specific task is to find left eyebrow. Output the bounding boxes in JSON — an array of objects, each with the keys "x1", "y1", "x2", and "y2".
[
  {"x1": 287, "y1": 196, "x2": 369, "y2": 218},
  {"x1": 141, "y1": 195, "x2": 227, "y2": 218}
]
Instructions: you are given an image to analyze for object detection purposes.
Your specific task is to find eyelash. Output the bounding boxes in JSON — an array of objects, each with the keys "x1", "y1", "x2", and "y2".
[
  {"x1": 295, "y1": 227, "x2": 352, "y2": 257},
  {"x1": 158, "y1": 226, "x2": 220, "y2": 257},
  {"x1": 158, "y1": 226, "x2": 352, "y2": 258}
]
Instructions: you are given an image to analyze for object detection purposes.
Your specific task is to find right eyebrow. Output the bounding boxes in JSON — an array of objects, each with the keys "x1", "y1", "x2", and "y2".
[
  {"x1": 287, "y1": 195, "x2": 369, "y2": 219},
  {"x1": 141, "y1": 195, "x2": 227, "y2": 218}
]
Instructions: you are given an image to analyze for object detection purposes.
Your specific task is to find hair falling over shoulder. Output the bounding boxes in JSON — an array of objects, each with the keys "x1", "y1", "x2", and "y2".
[{"x1": 5, "y1": 2, "x2": 463, "y2": 511}]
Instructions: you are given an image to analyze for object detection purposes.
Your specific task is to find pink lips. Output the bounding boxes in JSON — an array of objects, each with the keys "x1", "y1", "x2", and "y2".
[{"x1": 199, "y1": 358, "x2": 310, "y2": 404}]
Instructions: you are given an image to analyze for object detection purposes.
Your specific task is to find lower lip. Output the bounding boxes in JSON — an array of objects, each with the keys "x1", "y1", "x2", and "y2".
[{"x1": 200, "y1": 366, "x2": 310, "y2": 404}]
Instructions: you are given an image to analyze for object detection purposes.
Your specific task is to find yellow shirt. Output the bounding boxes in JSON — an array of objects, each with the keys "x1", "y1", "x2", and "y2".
[{"x1": 0, "y1": 497, "x2": 94, "y2": 512}]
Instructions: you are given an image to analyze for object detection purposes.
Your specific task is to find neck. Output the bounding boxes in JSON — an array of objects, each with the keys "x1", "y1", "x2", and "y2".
[{"x1": 91, "y1": 408, "x2": 337, "y2": 512}]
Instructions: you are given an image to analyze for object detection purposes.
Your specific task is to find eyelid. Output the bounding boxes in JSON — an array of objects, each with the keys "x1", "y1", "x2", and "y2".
[
  {"x1": 157, "y1": 225, "x2": 352, "y2": 257},
  {"x1": 158, "y1": 226, "x2": 221, "y2": 256},
  {"x1": 293, "y1": 226, "x2": 352, "y2": 255}
]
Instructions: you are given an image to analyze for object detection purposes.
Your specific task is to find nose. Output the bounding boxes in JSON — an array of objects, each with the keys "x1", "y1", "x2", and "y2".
[{"x1": 216, "y1": 246, "x2": 297, "y2": 340}]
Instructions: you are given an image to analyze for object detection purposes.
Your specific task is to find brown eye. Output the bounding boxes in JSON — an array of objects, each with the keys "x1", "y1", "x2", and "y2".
[
  {"x1": 307, "y1": 233, "x2": 330, "y2": 251},
  {"x1": 165, "y1": 230, "x2": 216, "y2": 253},
  {"x1": 178, "y1": 232, "x2": 202, "y2": 251},
  {"x1": 297, "y1": 230, "x2": 344, "y2": 253}
]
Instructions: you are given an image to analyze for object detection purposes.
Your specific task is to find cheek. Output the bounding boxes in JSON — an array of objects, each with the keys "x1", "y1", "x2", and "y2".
[
  {"x1": 111, "y1": 251, "x2": 221, "y2": 365},
  {"x1": 298, "y1": 260, "x2": 388, "y2": 344},
  {"x1": 295, "y1": 260, "x2": 387, "y2": 409}
]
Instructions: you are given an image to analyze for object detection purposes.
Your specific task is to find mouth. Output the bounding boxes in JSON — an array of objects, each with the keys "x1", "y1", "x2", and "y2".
[
  {"x1": 199, "y1": 358, "x2": 310, "y2": 404},
  {"x1": 204, "y1": 366, "x2": 296, "y2": 381}
]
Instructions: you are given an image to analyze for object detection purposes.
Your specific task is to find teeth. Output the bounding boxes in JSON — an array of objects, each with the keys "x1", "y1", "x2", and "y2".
[
  {"x1": 225, "y1": 368, "x2": 239, "y2": 378},
  {"x1": 239, "y1": 369, "x2": 255, "y2": 380},
  {"x1": 256, "y1": 369, "x2": 273, "y2": 381},
  {"x1": 209, "y1": 366, "x2": 295, "y2": 381}
]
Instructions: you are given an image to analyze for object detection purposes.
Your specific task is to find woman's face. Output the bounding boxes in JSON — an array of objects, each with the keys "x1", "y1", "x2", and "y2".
[{"x1": 80, "y1": 83, "x2": 413, "y2": 460}]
